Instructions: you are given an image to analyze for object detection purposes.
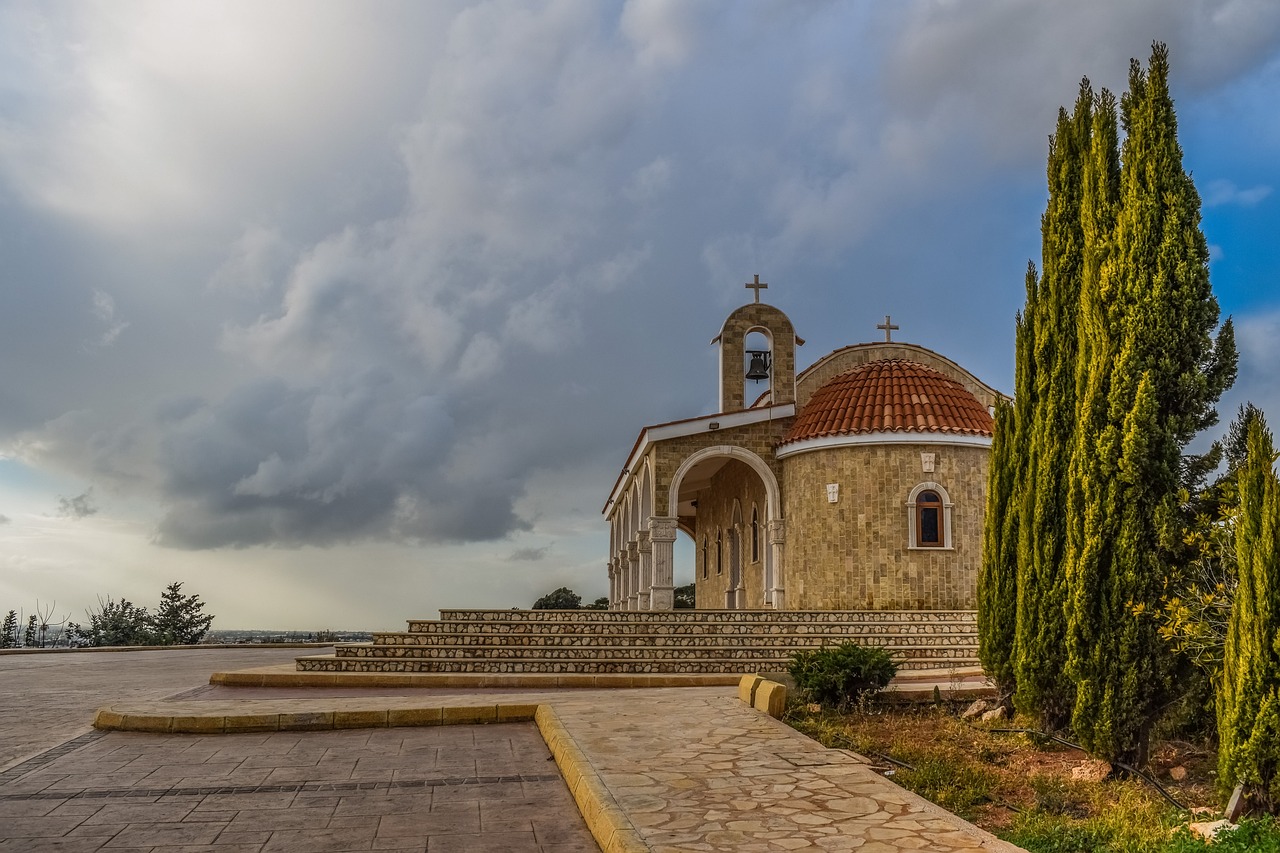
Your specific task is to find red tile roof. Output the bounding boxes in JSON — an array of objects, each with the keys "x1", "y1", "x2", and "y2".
[{"x1": 781, "y1": 360, "x2": 994, "y2": 444}]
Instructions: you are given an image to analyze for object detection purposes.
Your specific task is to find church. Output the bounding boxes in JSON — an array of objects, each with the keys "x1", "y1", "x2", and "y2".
[{"x1": 603, "y1": 278, "x2": 1001, "y2": 612}]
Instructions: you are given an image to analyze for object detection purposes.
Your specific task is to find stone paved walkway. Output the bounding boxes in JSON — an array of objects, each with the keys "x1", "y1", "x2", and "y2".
[
  {"x1": 0, "y1": 648, "x2": 310, "y2": 770},
  {"x1": 3, "y1": 649, "x2": 1024, "y2": 852},
  {"x1": 1, "y1": 650, "x2": 596, "y2": 852}
]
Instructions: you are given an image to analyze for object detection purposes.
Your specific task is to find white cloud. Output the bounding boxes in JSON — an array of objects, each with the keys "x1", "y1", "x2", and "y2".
[
  {"x1": 90, "y1": 290, "x2": 129, "y2": 347},
  {"x1": 620, "y1": 0, "x2": 708, "y2": 69},
  {"x1": 1204, "y1": 179, "x2": 1273, "y2": 207}
]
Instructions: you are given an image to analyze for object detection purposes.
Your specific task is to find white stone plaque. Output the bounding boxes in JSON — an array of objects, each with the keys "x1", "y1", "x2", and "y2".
[
  {"x1": 826, "y1": 483, "x2": 839, "y2": 503},
  {"x1": 921, "y1": 452, "x2": 936, "y2": 473}
]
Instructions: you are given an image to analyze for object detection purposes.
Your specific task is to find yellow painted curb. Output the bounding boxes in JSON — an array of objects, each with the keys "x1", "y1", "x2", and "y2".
[
  {"x1": 751, "y1": 679, "x2": 787, "y2": 719},
  {"x1": 223, "y1": 713, "x2": 280, "y2": 733},
  {"x1": 497, "y1": 703, "x2": 540, "y2": 722},
  {"x1": 168, "y1": 715, "x2": 227, "y2": 734},
  {"x1": 387, "y1": 707, "x2": 443, "y2": 727},
  {"x1": 442, "y1": 705, "x2": 498, "y2": 725},
  {"x1": 279, "y1": 711, "x2": 335, "y2": 731},
  {"x1": 208, "y1": 668, "x2": 741, "y2": 690},
  {"x1": 536, "y1": 705, "x2": 648, "y2": 853}
]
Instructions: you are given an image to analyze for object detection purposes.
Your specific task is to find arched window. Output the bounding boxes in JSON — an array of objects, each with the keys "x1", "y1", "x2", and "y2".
[
  {"x1": 716, "y1": 530, "x2": 723, "y2": 574},
  {"x1": 750, "y1": 505, "x2": 760, "y2": 563},
  {"x1": 916, "y1": 491, "x2": 943, "y2": 547},
  {"x1": 907, "y1": 482, "x2": 953, "y2": 549},
  {"x1": 701, "y1": 536, "x2": 709, "y2": 579}
]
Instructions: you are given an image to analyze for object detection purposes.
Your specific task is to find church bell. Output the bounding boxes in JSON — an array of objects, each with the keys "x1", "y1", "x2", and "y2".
[{"x1": 745, "y1": 350, "x2": 772, "y2": 383}]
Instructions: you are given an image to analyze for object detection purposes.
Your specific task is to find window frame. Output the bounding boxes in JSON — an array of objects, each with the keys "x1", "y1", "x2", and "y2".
[{"x1": 906, "y1": 481, "x2": 954, "y2": 550}]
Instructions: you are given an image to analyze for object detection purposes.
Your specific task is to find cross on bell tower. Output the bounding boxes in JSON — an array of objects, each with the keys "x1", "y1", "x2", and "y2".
[
  {"x1": 745, "y1": 274, "x2": 768, "y2": 303},
  {"x1": 877, "y1": 315, "x2": 899, "y2": 342}
]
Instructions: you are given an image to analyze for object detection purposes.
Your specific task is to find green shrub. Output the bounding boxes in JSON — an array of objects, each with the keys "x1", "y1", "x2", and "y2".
[{"x1": 788, "y1": 641, "x2": 897, "y2": 709}]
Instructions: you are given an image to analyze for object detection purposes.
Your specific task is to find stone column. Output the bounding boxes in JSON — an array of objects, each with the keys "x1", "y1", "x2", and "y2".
[
  {"x1": 637, "y1": 531, "x2": 652, "y2": 611},
  {"x1": 768, "y1": 519, "x2": 786, "y2": 610},
  {"x1": 608, "y1": 560, "x2": 618, "y2": 610},
  {"x1": 626, "y1": 541, "x2": 640, "y2": 611},
  {"x1": 648, "y1": 516, "x2": 678, "y2": 611}
]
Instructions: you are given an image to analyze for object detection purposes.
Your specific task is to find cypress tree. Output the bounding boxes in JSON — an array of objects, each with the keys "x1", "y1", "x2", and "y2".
[
  {"x1": 1066, "y1": 44, "x2": 1236, "y2": 765},
  {"x1": 0, "y1": 610, "x2": 16, "y2": 648},
  {"x1": 1219, "y1": 417, "x2": 1280, "y2": 811},
  {"x1": 1013, "y1": 84, "x2": 1091, "y2": 729},
  {"x1": 979, "y1": 395, "x2": 1019, "y2": 695}
]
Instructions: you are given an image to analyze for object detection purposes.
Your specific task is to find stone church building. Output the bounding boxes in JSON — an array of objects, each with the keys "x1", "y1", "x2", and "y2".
[{"x1": 604, "y1": 280, "x2": 1001, "y2": 612}]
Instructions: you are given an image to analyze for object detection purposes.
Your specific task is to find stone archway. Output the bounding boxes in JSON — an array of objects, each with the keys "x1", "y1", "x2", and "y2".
[{"x1": 663, "y1": 445, "x2": 786, "y2": 610}]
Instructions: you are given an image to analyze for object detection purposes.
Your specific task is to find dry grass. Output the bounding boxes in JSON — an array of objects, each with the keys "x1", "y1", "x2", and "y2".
[{"x1": 785, "y1": 701, "x2": 1273, "y2": 852}]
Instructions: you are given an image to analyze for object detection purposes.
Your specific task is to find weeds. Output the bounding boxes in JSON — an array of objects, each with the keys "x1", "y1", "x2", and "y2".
[{"x1": 787, "y1": 703, "x2": 1280, "y2": 852}]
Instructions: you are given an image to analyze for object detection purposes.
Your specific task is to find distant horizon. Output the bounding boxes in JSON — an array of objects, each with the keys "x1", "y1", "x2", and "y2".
[{"x1": 2, "y1": 3, "x2": 1277, "y2": 627}]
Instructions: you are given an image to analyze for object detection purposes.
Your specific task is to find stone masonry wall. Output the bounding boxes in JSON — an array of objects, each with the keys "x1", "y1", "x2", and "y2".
[
  {"x1": 717, "y1": 302, "x2": 798, "y2": 411},
  {"x1": 781, "y1": 442, "x2": 988, "y2": 610},
  {"x1": 649, "y1": 418, "x2": 793, "y2": 518}
]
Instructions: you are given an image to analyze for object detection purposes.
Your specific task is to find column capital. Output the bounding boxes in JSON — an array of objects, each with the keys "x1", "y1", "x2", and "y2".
[
  {"x1": 648, "y1": 516, "x2": 679, "y2": 542},
  {"x1": 767, "y1": 518, "x2": 786, "y2": 543}
]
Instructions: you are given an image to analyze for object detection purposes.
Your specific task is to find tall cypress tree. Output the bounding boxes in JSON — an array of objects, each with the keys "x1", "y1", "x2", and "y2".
[
  {"x1": 979, "y1": 395, "x2": 1019, "y2": 695},
  {"x1": 1013, "y1": 84, "x2": 1092, "y2": 728},
  {"x1": 1219, "y1": 417, "x2": 1280, "y2": 810},
  {"x1": 1066, "y1": 44, "x2": 1236, "y2": 765}
]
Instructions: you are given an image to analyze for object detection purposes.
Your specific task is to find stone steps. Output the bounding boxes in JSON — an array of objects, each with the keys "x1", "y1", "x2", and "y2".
[
  {"x1": 424, "y1": 609, "x2": 979, "y2": 626},
  {"x1": 389, "y1": 624, "x2": 975, "y2": 638},
  {"x1": 295, "y1": 609, "x2": 980, "y2": 676},
  {"x1": 295, "y1": 656, "x2": 965, "y2": 674},
  {"x1": 370, "y1": 631, "x2": 975, "y2": 647},
  {"x1": 332, "y1": 644, "x2": 979, "y2": 661}
]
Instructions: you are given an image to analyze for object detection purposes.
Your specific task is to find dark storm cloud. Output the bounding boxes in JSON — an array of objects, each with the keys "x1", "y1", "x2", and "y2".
[
  {"x1": 57, "y1": 489, "x2": 97, "y2": 519},
  {"x1": 2, "y1": 1, "x2": 1279, "y2": 563},
  {"x1": 509, "y1": 546, "x2": 551, "y2": 562}
]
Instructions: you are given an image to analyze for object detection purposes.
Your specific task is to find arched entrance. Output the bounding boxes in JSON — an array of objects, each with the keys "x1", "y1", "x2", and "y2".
[{"x1": 665, "y1": 445, "x2": 785, "y2": 610}]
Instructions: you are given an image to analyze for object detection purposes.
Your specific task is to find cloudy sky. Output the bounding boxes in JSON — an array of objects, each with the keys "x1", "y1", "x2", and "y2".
[{"x1": 1, "y1": 1, "x2": 1278, "y2": 630}]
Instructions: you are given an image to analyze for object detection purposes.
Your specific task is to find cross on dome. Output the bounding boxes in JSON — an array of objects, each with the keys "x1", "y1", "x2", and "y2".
[{"x1": 877, "y1": 315, "x2": 899, "y2": 342}]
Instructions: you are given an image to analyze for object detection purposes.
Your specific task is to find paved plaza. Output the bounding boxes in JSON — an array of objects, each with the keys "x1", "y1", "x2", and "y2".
[{"x1": 1, "y1": 648, "x2": 1022, "y2": 852}]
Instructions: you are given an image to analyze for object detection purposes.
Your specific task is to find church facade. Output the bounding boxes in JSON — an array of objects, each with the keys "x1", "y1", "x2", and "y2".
[{"x1": 603, "y1": 281, "x2": 1001, "y2": 611}]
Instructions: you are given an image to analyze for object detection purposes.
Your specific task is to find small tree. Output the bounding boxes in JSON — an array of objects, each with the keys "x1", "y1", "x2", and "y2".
[
  {"x1": 23, "y1": 614, "x2": 37, "y2": 648},
  {"x1": 532, "y1": 587, "x2": 581, "y2": 609},
  {"x1": 673, "y1": 583, "x2": 696, "y2": 609},
  {"x1": 584, "y1": 597, "x2": 610, "y2": 610},
  {"x1": 149, "y1": 582, "x2": 214, "y2": 645},
  {"x1": 1218, "y1": 417, "x2": 1280, "y2": 811},
  {"x1": 0, "y1": 610, "x2": 16, "y2": 648},
  {"x1": 74, "y1": 597, "x2": 154, "y2": 647}
]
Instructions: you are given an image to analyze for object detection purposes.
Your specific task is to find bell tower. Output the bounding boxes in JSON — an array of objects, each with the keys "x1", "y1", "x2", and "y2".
[{"x1": 713, "y1": 275, "x2": 800, "y2": 412}]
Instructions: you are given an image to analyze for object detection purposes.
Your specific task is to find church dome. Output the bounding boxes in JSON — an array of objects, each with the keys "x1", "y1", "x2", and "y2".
[{"x1": 781, "y1": 359, "x2": 994, "y2": 445}]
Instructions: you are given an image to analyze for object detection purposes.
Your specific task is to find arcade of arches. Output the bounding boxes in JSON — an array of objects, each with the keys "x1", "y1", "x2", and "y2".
[{"x1": 604, "y1": 287, "x2": 1001, "y2": 612}]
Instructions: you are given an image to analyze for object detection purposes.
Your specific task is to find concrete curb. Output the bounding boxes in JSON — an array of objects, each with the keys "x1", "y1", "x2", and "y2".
[
  {"x1": 92, "y1": 701, "x2": 542, "y2": 734},
  {"x1": 536, "y1": 705, "x2": 648, "y2": 853},
  {"x1": 739, "y1": 673, "x2": 788, "y2": 718},
  {"x1": 210, "y1": 665, "x2": 742, "y2": 690}
]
